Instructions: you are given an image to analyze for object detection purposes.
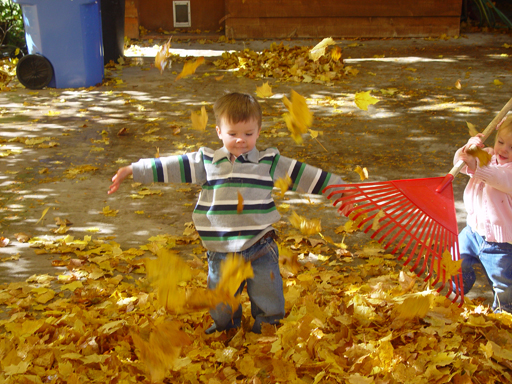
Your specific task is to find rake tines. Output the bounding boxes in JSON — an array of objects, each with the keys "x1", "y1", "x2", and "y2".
[{"x1": 325, "y1": 177, "x2": 463, "y2": 304}]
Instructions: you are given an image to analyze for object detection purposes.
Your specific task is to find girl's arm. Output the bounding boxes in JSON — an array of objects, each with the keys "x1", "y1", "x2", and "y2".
[{"x1": 474, "y1": 163, "x2": 512, "y2": 194}]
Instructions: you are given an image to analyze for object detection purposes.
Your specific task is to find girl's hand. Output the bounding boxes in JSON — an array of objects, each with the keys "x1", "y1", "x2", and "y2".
[
  {"x1": 459, "y1": 150, "x2": 477, "y2": 172},
  {"x1": 465, "y1": 133, "x2": 485, "y2": 149},
  {"x1": 108, "y1": 166, "x2": 133, "y2": 194}
]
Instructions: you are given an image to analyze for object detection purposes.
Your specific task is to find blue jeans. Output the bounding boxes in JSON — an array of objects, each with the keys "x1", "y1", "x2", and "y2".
[
  {"x1": 207, "y1": 235, "x2": 285, "y2": 333},
  {"x1": 459, "y1": 225, "x2": 512, "y2": 313}
]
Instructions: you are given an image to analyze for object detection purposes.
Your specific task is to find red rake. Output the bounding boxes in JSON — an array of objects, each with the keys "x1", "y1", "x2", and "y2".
[{"x1": 324, "y1": 97, "x2": 512, "y2": 305}]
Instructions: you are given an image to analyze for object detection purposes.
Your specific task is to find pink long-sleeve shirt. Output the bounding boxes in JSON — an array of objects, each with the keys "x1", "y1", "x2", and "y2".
[{"x1": 455, "y1": 147, "x2": 512, "y2": 242}]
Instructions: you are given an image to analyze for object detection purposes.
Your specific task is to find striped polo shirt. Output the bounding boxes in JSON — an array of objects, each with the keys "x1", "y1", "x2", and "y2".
[{"x1": 131, "y1": 146, "x2": 343, "y2": 252}]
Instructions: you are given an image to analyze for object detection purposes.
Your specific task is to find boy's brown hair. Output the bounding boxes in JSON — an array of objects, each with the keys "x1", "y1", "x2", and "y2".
[
  {"x1": 213, "y1": 92, "x2": 262, "y2": 129},
  {"x1": 495, "y1": 115, "x2": 512, "y2": 143}
]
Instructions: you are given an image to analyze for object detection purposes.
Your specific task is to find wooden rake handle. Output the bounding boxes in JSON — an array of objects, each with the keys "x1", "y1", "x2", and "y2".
[{"x1": 436, "y1": 96, "x2": 512, "y2": 192}]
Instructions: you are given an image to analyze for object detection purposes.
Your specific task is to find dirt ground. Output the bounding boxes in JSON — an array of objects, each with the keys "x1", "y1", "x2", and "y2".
[{"x1": 1, "y1": 31, "x2": 512, "y2": 306}]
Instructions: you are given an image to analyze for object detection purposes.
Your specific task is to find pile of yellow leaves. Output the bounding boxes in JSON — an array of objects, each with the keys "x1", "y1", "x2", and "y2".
[
  {"x1": 213, "y1": 42, "x2": 345, "y2": 84},
  {"x1": 1, "y1": 227, "x2": 512, "y2": 383}
]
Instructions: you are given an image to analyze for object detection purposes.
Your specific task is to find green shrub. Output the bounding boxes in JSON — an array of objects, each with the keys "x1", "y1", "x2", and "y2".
[{"x1": 0, "y1": 0, "x2": 25, "y2": 48}]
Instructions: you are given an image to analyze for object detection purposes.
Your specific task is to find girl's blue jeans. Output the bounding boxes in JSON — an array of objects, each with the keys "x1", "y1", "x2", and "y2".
[
  {"x1": 207, "y1": 234, "x2": 285, "y2": 333},
  {"x1": 459, "y1": 225, "x2": 512, "y2": 313}
]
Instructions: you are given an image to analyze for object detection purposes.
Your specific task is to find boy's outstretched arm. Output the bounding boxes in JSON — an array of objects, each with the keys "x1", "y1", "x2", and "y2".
[{"x1": 108, "y1": 165, "x2": 133, "y2": 194}]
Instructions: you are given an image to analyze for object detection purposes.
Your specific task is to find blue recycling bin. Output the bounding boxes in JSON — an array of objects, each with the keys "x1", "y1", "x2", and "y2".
[{"x1": 13, "y1": 0, "x2": 104, "y2": 89}]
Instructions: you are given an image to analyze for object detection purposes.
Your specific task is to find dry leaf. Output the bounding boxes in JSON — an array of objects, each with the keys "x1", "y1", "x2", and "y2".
[
  {"x1": 355, "y1": 91, "x2": 379, "y2": 111},
  {"x1": 256, "y1": 82, "x2": 273, "y2": 98},
  {"x1": 394, "y1": 293, "x2": 432, "y2": 319},
  {"x1": 289, "y1": 211, "x2": 322, "y2": 236},
  {"x1": 155, "y1": 38, "x2": 173, "y2": 74},
  {"x1": 371, "y1": 209, "x2": 386, "y2": 231},
  {"x1": 354, "y1": 165, "x2": 368, "y2": 181},
  {"x1": 455, "y1": 79, "x2": 462, "y2": 89},
  {"x1": 14, "y1": 233, "x2": 30, "y2": 243},
  {"x1": 283, "y1": 90, "x2": 313, "y2": 144},
  {"x1": 191, "y1": 105, "x2": 208, "y2": 131},
  {"x1": 310, "y1": 37, "x2": 337, "y2": 61},
  {"x1": 275, "y1": 175, "x2": 292, "y2": 197},
  {"x1": 467, "y1": 121, "x2": 479, "y2": 137},
  {"x1": 237, "y1": 191, "x2": 244, "y2": 214},
  {"x1": 0, "y1": 237, "x2": 9, "y2": 247},
  {"x1": 433, "y1": 250, "x2": 463, "y2": 281},
  {"x1": 466, "y1": 146, "x2": 492, "y2": 167},
  {"x1": 176, "y1": 57, "x2": 205, "y2": 81}
]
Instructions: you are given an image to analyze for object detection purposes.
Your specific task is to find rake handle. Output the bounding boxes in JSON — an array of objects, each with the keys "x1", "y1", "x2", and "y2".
[{"x1": 436, "y1": 96, "x2": 512, "y2": 193}]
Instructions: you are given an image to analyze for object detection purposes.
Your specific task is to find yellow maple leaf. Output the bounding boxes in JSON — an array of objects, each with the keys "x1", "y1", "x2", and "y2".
[
  {"x1": 394, "y1": 293, "x2": 432, "y2": 319},
  {"x1": 102, "y1": 206, "x2": 119, "y2": 217},
  {"x1": 466, "y1": 146, "x2": 492, "y2": 167},
  {"x1": 191, "y1": 105, "x2": 208, "y2": 131},
  {"x1": 467, "y1": 121, "x2": 479, "y2": 137},
  {"x1": 433, "y1": 250, "x2": 462, "y2": 281},
  {"x1": 155, "y1": 38, "x2": 173, "y2": 74},
  {"x1": 331, "y1": 46, "x2": 342, "y2": 62},
  {"x1": 310, "y1": 37, "x2": 337, "y2": 62},
  {"x1": 176, "y1": 57, "x2": 205, "y2": 81},
  {"x1": 275, "y1": 175, "x2": 292, "y2": 197},
  {"x1": 283, "y1": 90, "x2": 313, "y2": 144},
  {"x1": 256, "y1": 82, "x2": 273, "y2": 98},
  {"x1": 494, "y1": 79, "x2": 503, "y2": 86},
  {"x1": 289, "y1": 211, "x2": 322, "y2": 236},
  {"x1": 371, "y1": 209, "x2": 386, "y2": 231},
  {"x1": 354, "y1": 165, "x2": 368, "y2": 181},
  {"x1": 355, "y1": 90, "x2": 379, "y2": 111}
]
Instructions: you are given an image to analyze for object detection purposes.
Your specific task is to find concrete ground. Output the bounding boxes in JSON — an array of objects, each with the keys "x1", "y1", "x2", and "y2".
[{"x1": 1, "y1": 31, "x2": 511, "y2": 306}]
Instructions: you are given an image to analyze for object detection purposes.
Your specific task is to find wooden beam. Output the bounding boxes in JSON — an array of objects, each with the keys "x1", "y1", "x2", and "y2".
[
  {"x1": 226, "y1": 0, "x2": 463, "y2": 18},
  {"x1": 225, "y1": 17, "x2": 461, "y2": 39}
]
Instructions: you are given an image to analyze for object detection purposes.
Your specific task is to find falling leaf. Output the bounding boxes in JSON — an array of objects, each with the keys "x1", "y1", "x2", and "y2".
[
  {"x1": 494, "y1": 79, "x2": 503, "y2": 86},
  {"x1": 256, "y1": 82, "x2": 273, "y2": 98},
  {"x1": 354, "y1": 91, "x2": 379, "y2": 111},
  {"x1": 466, "y1": 146, "x2": 492, "y2": 167},
  {"x1": 176, "y1": 57, "x2": 205, "y2": 81},
  {"x1": 237, "y1": 191, "x2": 244, "y2": 213},
  {"x1": 155, "y1": 147, "x2": 160, "y2": 158},
  {"x1": 131, "y1": 321, "x2": 191, "y2": 382},
  {"x1": 354, "y1": 165, "x2": 368, "y2": 181},
  {"x1": 310, "y1": 37, "x2": 337, "y2": 61},
  {"x1": 155, "y1": 38, "x2": 173, "y2": 74},
  {"x1": 191, "y1": 105, "x2": 208, "y2": 131},
  {"x1": 36, "y1": 207, "x2": 50, "y2": 224},
  {"x1": 289, "y1": 211, "x2": 322, "y2": 236},
  {"x1": 371, "y1": 209, "x2": 386, "y2": 231},
  {"x1": 275, "y1": 175, "x2": 292, "y2": 197},
  {"x1": 467, "y1": 121, "x2": 479, "y2": 137},
  {"x1": 283, "y1": 90, "x2": 313, "y2": 144},
  {"x1": 46, "y1": 110, "x2": 60, "y2": 116},
  {"x1": 455, "y1": 79, "x2": 462, "y2": 89},
  {"x1": 331, "y1": 46, "x2": 342, "y2": 61}
]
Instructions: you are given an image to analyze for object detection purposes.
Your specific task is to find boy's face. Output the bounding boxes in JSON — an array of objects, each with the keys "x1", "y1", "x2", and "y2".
[
  {"x1": 216, "y1": 118, "x2": 261, "y2": 158},
  {"x1": 494, "y1": 130, "x2": 512, "y2": 165}
]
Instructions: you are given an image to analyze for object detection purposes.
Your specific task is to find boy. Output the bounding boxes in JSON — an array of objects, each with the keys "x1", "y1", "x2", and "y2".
[{"x1": 109, "y1": 92, "x2": 344, "y2": 333}]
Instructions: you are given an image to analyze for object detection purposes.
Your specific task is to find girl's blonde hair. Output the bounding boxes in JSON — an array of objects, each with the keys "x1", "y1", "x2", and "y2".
[
  {"x1": 213, "y1": 92, "x2": 262, "y2": 129},
  {"x1": 495, "y1": 115, "x2": 512, "y2": 143}
]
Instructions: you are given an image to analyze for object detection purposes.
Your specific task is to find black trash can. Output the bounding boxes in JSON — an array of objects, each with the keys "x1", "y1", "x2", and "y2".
[{"x1": 101, "y1": 0, "x2": 125, "y2": 64}]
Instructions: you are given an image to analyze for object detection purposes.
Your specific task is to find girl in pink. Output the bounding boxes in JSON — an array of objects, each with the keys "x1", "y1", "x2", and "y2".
[{"x1": 454, "y1": 115, "x2": 512, "y2": 312}]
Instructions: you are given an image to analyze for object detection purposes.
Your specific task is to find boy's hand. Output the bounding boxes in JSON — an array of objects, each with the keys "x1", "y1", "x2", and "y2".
[{"x1": 108, "y1": 166, "x2": 133, "y2": 194}]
